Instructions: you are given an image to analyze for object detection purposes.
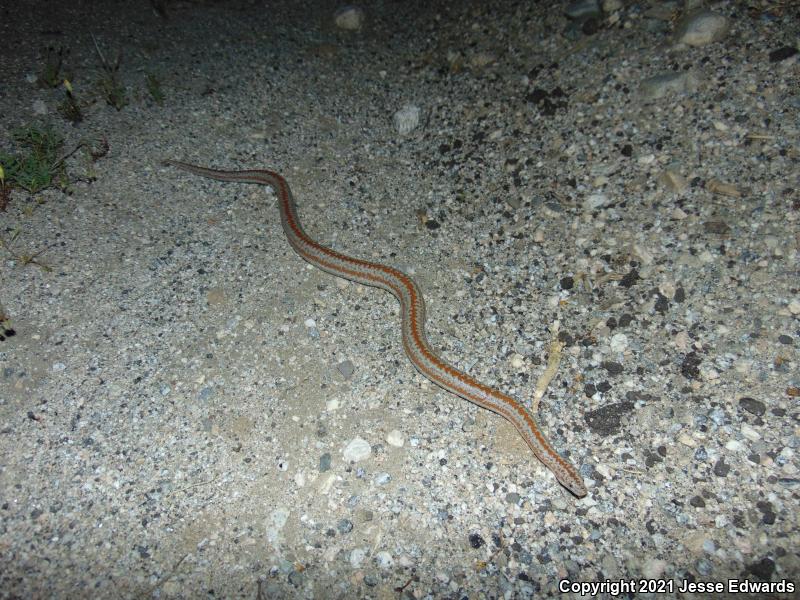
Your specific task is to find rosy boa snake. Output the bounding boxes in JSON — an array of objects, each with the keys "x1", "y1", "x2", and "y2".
[{"x1": 166, "y1": 160, "x2": 587, "y2": 497}]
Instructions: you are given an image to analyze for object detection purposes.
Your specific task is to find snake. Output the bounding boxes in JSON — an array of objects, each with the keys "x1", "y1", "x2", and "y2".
[{"x1": 165, "y1": 160, "x2": 587, "y2": 497}]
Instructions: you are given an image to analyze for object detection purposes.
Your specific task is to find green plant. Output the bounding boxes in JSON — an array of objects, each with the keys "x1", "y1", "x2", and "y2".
[
  {"x1": 0, "y1": 124, "x2": 94, "y2": 209},
  {"x1": 0, "y1": 125, "x2": 67, "y2": 194},
  {"x1": 57, "y1": 79, "x2": 83, "y2": 123},
  {"x1": 38, "y1": 46, "x2": 66, "y2": 88},
  {"x1": 0, "y1": 228, "x2": 52, "y2": 272},
  {"x1": 0, "y1": 164, "x2": 9, "y2": 211},
  {"x1": 145, "y1": 72, "x2": 164, "y2": 105},
  {"x1": 92, "y1": 34, "x2": 127, "y2": 110}
]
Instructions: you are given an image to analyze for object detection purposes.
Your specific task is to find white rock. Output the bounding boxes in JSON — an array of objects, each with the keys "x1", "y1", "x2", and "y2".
[
  {"x1": 349, "y1": 547, "x2": 367, "y2": 567},
  {"x1": 294, "y1": 470, "x2": 306, "y2": 487},
  {"x1": 386, "y1": 429, "x2": 404, "y2": 447},
  {"x1": 334, "y1": 5, "x2": 365, "y2": 31},
  {"x1": 266, "y1": 507, "x2": 290, "y2": 546},
  {"x1": 609, "y1": 333, "x2": 628, "y2": 353},
  {"x1": 595, "y1": 463, "x2": 612, "y2": 478},
  {"x1": 642, "y1": 558, "x2": 667, "y2": 578},
  {"x1": 725, "y1": 440, "x2": 746, "y2": 452},
  {"x1": 585, "y1": 192, "x2": 610, "y2": 209},
  {"x1": 641, "y1": 71, "x2": 699, "y2": 100},
  {"x1": 375, "y1": 551, "x2": 394, "y2": 569},
  {"x1": 659, "y1": 281, "x2": 676, "y2": 300},
  {"x1": 343, "y1": 437, "x2": 371, "y2": 461},
  {"x1": 740, "y1": 424, "x2": 760, "y2": 441},
  {"x1": 398, "y1": 554, "x2": 414, "y2": 568},
  {"x1": 675, "y1": 10, "x2": 729, "y2": 47},
  {"x1": 393, "y1": 104, "x2": 421, "y2": 135}
]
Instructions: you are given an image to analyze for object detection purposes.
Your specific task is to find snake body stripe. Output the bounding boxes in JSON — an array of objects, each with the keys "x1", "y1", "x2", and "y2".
[{"x1": 166, "y1": 160, "x2": 587, "y2": 497}]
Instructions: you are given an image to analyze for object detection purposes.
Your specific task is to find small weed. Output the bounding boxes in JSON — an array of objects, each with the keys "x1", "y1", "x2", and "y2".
[
  {"x1": 0, "y1": 228, "x2": 52, "y2": 272},
  {"x1": 38, "y1": 46, "x2": 67, "y2": 88},
  {"x1": 92, "y1": 34, "x2": 127, "y2": 110},
  {"x1": 0, "y1": 165, "x2": 9, "y2": 211},
  {"x1": 0, "y1": 125, "x2": 67, "y2": 194},
  {"x1": 0, "y1": 123, "x2": 96, "y2": 209},
  {"x1": 57, "y1": 79, "x2": 83, "y2": 123},
  {"x1": 99, "y1": 73, "x2": 127, "y2": 111},
  {"x1": 145, "y1": 72, "x2": 165, "y2": 105}
]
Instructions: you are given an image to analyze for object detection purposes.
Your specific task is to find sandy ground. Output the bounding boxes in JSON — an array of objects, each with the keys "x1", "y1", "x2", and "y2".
[{"x1": 1, "y1": 0, "x2": 798, "y2": 597}]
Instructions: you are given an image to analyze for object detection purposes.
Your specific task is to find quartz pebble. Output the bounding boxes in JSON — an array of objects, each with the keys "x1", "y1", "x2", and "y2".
[
  {"x1": 343, "y1": 437, "x2": 371, "y2": 462},
  {"x1": 641, "y1": 71, "x2": 699, "y2": 99},
  {"x1": 393, "y1": 104, "x2": 421, "y2": 135},
  {"x1": 334, "y1": 5, "x2": 364, "y2": 31},
  {"x1": 386, "y1": 429, "x2": 404, "y2": 447},
  {"x1": 675, "y1": 10, "x2": 729, "y2": 47}
]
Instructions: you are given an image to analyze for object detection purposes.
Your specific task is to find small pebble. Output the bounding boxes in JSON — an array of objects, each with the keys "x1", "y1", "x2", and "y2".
[
  {"x1": 585, "y1": 192, "x2": 610, "y2": 209},
  {"x1": 349, "y1": 547, "x2": 367, "y2": 567},
  {"x1": 386, "y1": 429, "x2": 404, "y2": 447},
  {"x1": 338, "y1": 519, "x2": 354, "y2": 534},
  {"x1": 319, "y1": 453, "x2": 332, "y2": 472},
  {"x1": 725, "y1": 440, "x2": 747, "y2": 452},
  {"x1": 740, "y1": 424, "x2": 761, "y2": 441},
  {"x1": 343, "y1": 437, "x2": 371, "y2": 462},
  {"x1": 640, "y1": 71, "x2": 698, "y2": 99},
  {"x1": 738, "y1": 397, "x2": 766, "y2": 416},
  {"x1": 393, "y1": 104, "x2": 421, "y2": 135},
  {"x1": 336, "y1": 359, "x2": 355, "y2": 380},
  {"x1": 373, "y1": 472, "x2": 391, "y2": 485},
  {"x1": 334, "y1": 5, "x2": 365, "y2": 31},
  {"x1": 565, "y1": 0, "x2": 601, "y2": 19},
  {"x1": 661, "y1": 170, "x2": 689, "y2": 193},
  {"x1": 769, "y1": 46, "x2": 798, "y2": 63},
  {"x1": 675, "y1": 10, "x2": 729, "y2": 47},
  {"x1": 375, "y1": 551, "x2": 394, "y2": 569},
  {"x1": 609, "y1": 333, "x2": 628, "y2": 352}
]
